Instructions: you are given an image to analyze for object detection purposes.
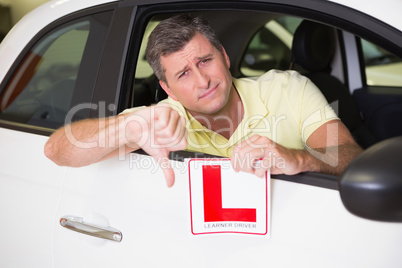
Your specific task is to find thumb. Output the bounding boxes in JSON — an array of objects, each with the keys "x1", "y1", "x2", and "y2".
[{"x1": 154, "y1": 154, "x2": 175, "y2": 187}]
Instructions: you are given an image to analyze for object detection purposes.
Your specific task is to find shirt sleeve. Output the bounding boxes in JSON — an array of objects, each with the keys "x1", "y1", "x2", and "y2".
[
  {"x1": 119, "y1": 106, "x2": 146, "y2": 115},
  {"x1": 298, "y1": 77, "x2": 339, "y2": 143}
]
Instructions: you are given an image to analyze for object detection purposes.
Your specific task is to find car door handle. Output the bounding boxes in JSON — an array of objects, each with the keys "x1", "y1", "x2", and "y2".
[{"x1": 60, "y1": 215, "x2": 122, "y2": 242}]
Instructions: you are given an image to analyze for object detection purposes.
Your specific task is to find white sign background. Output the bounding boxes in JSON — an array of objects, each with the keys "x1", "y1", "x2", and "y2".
[{"x1": 187, "y1": 159, "x2": 270, "y2": 236}]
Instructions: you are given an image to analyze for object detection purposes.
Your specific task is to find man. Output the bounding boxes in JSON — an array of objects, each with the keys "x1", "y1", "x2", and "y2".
[{"x1": 44, "y1": 14, "x2": 362, "y2": 187}]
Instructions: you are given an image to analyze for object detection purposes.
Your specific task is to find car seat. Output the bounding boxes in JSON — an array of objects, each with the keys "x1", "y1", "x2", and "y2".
[
  {"x1": 290, "y1": 20, "x2": 377, "y2": 148},
  {"x1": 133, "y1": 74, "x2": 168, "y2": 107}
]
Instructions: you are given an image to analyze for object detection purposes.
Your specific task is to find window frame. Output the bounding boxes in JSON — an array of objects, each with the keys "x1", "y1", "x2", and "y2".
[{"x1": 0, "y1": 3, "x2": 118, "y2": 135}]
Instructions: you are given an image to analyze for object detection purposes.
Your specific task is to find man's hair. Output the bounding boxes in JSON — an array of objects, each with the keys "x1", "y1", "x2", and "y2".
[{"x1": 146, "y1": 14, "x2": 222, "y2": 83}]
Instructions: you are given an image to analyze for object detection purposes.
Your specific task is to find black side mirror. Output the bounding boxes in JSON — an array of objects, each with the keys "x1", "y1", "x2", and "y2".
[{"x1": 339, "y1": 137, "x2": 402, "y2": 222}]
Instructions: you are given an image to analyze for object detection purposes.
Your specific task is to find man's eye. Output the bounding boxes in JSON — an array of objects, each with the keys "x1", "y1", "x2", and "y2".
[
  {"x1": 179, "y1": 71, "x2": 188, "y2": 79},
  {"x1": 201, "y1": 58, "x2": 211, "y2": 64}
]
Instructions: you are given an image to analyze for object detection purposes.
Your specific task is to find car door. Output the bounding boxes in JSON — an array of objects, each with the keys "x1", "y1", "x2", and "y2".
[
  {"x1": 51, "y1": 1, "x2": 402, "y2": 268},
  {"x1": 0, "y1": 4, "x2": 115, "y2": 267},
  {"x1": 0, "y1": 129, "x2": 63, "y2": 267}
]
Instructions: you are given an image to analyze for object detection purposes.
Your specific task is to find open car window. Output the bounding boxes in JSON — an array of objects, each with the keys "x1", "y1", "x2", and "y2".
[
  {"x1": 132, "y1": 14, "x2": 305, "y2": 108},
  {"x1": 129, "y1": 8, "x2": 402, "y2": 159}
]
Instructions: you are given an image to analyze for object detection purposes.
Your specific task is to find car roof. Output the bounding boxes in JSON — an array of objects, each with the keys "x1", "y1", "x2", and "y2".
[{"x1": 331, "y1": 0, "x2": 402, "y2": 31}]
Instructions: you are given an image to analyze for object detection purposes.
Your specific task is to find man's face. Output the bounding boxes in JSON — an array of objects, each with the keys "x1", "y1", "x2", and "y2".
[{"x1": 159, "y1": 33, "x2": 233, "y2": 117}]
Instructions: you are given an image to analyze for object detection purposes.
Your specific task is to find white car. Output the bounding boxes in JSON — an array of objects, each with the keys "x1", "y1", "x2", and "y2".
[{"x1": 1, "y1": 0, "x2": 402, "y2": 267}]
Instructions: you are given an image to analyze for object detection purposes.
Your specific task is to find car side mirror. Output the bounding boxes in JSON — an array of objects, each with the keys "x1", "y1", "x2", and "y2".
[{"x1": 339, "y1": 137, "x2": 402, "y2": 222}]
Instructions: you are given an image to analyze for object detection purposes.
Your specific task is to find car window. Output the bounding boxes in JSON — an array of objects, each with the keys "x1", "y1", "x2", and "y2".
[
  {"x1": 0, "y1": 12, "x2": 112, "y2": 129},
  {"x1": 135, "y1": 20, "x2": 159, "y2": 80},
  {"x1": 362, "y1": 38, "x2": 402, "y2": 87},
  {"x1": 240, "y1": 16, "x2": 302, "y2": 77}
]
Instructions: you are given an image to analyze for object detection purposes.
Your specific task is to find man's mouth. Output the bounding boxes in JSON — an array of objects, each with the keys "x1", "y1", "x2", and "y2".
[{"x1": 199, "y1": 84, "x2": 218, "y2": 99}]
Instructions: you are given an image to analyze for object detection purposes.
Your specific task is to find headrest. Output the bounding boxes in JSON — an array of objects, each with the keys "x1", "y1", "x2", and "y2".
[{"x1": 291, "y1": 20, "x2": 336, "y2": 72}]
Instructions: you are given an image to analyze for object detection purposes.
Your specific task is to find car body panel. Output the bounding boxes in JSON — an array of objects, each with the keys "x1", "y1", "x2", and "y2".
[
  {"x1": 331, "y1": 0, "x2": 402, "y2": 30},
  {"x1": 0, "y1": 128, "x2": 65, "y2": 266},
  {"x1": 51, "y1": 153, "x2": 402, "y2": 267}
]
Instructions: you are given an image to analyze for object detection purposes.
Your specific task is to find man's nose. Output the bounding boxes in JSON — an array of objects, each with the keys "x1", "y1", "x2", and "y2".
[{"x1": 194, "y1": 69, "x2": 210, "y2": 89}]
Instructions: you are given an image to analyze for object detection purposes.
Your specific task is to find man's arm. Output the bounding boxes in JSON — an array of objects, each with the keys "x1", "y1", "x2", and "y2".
[
  {"x1": 44, "y1": 116, "x2": 134, "y2": 167},
  {"x1": 44, "y1": 103, "x2": 187, "y2": 186},
  {"x1": 302, "y1": 119, "x2": 362, "y2": 175},
  {"x1": 231, "y1": 119, "x2": 363, "y2": 177}
]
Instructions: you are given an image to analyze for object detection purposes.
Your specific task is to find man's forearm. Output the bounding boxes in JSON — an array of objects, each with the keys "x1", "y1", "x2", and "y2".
[
  {"x1": 44, "y1": 115, "x2": 139, "y2": 167},
  {"x1": 304, "y1": 143, "x2": 363, "y2": 176}
]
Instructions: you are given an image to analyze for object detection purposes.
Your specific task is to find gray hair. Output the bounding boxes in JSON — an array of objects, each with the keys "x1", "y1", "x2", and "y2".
[{"x1": 146, "y1": 14, "x2": 222, "y2": 83}]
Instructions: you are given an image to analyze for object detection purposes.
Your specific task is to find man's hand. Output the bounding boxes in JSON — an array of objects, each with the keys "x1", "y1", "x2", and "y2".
[
  {"x1": 230, "y1": 134, "x2": 304, "y2": 178},
  {"x1": 230, "y1": 120, "x2": 363, "y2": 177},
  {"x1": 125, "y1": 103, "x2": 188, "y2": 187}
]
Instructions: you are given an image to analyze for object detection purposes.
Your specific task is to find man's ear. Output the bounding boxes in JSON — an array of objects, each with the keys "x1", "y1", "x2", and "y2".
[
  {"x1": 220, "y1": 45, "x2": 231, "y2": 68},
  {"x1": 159, "y1": 80, "x2": 178, "y2": 101}
]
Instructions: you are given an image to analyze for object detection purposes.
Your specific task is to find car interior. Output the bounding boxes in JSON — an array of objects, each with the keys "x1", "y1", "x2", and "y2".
[{"x1": 288, "y1": 20, "x2": 378, "y2": 148}]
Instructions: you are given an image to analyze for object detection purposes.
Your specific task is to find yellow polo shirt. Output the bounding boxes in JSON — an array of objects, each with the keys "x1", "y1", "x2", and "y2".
[{"x1": 123, "y1": 70, "x2": 338, "y2": 157}]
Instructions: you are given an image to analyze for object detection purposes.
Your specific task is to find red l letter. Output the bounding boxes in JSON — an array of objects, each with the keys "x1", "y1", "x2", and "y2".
[{"x1": 202, "y1": 165, "x2": 256, "y2": 222}]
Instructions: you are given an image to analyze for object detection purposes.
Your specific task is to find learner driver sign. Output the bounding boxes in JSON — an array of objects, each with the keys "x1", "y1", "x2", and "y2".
[{"x1": 187, "y1": 159, "x2": 270, "y2": 236}]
